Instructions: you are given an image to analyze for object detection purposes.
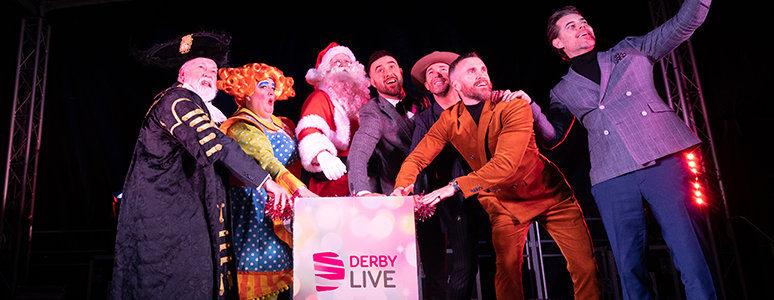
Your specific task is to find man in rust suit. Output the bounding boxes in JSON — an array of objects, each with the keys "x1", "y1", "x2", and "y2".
[{"x1": 392, "y1": 53, "x2": 600, "y2": 300}]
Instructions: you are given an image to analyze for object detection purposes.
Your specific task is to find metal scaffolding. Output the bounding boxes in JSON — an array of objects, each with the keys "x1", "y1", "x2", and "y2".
[
  {"x1": 1, "y1": 17, "x2": 51, "y2": 292},
  {"x1": 648, "y1": 0, "x2": 745, "y2": 299}
]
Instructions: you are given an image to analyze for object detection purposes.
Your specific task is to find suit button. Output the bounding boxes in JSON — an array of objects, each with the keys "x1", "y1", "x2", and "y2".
[
  {"x1": 512, "y1": 184, "x2": 518, "y2": 188},
  {"x1": 641, "y1": 111, "x2": 648, "y2": 116},
  {"x1": 603, "y1": 130, "x2": 610, "y2": 136},
  {"x1": 470, "y1": 155, "x2": 475, "y2": 160},
  {"x1": 599, "y1": 105, "x2": 605, "y2": 110},
  {"x1": 625, "y1": 91, "x2": 632, "y2": 96}
]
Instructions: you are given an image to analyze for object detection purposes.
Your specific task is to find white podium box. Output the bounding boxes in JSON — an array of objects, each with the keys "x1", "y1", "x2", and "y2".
[{"x1": 293, "y1": 196, "x2": 419, "y2": 299}]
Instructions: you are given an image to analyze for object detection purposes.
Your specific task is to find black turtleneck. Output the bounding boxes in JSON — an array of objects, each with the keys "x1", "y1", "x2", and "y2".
[
  {"x1": 570, "y1": 50, "x2": 601, "y2": 84},
  {"x1": 465, "y1": 101, "x2": 485, "y2": 125},
  {"x1": 464, "y1": 100, "x2": 491, "y2": 160}
]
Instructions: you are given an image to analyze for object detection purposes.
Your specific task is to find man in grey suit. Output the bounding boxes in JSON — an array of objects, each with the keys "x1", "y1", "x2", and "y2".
[
  {"x1": 527, "y1": 0, "x2": 715, "y2": 299},
  {"x1": 348, "y1": 50, "x2": 424, "y2": 196},
  {"x1": 348, "y1": 50, "x2": 450, "y2": 299}
]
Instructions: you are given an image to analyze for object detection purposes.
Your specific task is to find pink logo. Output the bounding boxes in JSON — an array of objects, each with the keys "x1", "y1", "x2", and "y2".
[{"x1": 313, "y1": 252, "x2": 345, "y2": 292}]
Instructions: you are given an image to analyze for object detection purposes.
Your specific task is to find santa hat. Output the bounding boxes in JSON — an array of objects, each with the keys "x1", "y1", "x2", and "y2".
[{"x1": 306, "y1": 42, "x2": 356, "y2": 85}]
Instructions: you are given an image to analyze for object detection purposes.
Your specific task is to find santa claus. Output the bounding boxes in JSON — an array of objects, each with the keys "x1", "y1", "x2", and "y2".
[{"x1": 296, "y1": 42, "x2": 371, "y2": 196}]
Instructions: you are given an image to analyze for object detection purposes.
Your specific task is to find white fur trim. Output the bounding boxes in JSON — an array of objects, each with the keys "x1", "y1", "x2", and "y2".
[
  {"x1": 296, "y1": 114, "x2": 332, "y2": 137},
  {"x1": 305, "y1": 68, "x2": 321, "y2": 86},
  {"x1": 305, "y1": 45, "x2": 356, "y2": 85},
  {"x1": 318, "y1": 46, "x2": 355, "y2": 70},
  {"x1": 296, "y1": 111, "x2": 351, "y2": 151},
  {"x1": 297, "y1": 132, "x2": 336, "y2": 173}
]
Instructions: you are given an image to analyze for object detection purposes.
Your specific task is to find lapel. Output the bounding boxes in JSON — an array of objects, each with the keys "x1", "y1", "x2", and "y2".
[
  {"x1": 597, "y1": 51, "x2": 613, "y2": 103},
  {"x1": 449, "y1": 101, "x2": 487, "y2": 169},
  {"x1": 452, "y1": 102, "x2": 477, "y2": 145},
  {"x1": 562, "y1": 69, "x2": 600, "y2": 108},
  {"x1": 560, "y1": 51, "x2": 611, "y2": 107},
  {"x1": 377, "y1": 95, "x2": 412, "y2": 140}
]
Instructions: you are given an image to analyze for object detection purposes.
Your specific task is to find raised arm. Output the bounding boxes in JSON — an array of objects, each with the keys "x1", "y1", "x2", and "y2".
[{"x1": 635, "y1": 0, "x2": 711, "y2": 61}]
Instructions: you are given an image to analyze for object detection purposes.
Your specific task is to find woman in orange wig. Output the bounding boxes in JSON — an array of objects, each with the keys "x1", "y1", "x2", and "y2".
[{"x1": 218, "y1": 63, "x2": 317, "y2": 300}]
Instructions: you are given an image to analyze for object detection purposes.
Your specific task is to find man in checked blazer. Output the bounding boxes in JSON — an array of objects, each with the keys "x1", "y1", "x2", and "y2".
[
  {"x1": 527, "y1": 0, "x2": 716, "y2": 299},
  {"x1": 348, "y1": 51, "x2": 448, "y2": 299}
]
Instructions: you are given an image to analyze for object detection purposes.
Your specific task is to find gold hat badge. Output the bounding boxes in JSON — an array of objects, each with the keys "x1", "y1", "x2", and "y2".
[{"x1": 179, "y1": 34, "x2": 193, "y2": 54}]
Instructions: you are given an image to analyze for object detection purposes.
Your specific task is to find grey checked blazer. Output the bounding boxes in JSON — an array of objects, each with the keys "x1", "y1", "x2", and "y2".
[
  {"x1": 348, "y1": 95, "x2": 417, "y2": 194},
  {"x1": 546, "y1": 0, "x2": 710, "y2": 185}
]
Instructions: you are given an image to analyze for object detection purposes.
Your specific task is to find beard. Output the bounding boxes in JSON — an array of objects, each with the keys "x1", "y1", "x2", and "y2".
[
  {"x1": 188, "y1": 77, "x2": 218, "y2": 102},
  {"x1": 318, "y1": 65, "x2": 371, "y2": 118},
  {"x1": 460, "y1": 81, "x2": 492, "y2": 102},
  {"x1": 377, "y1": 75, "x2": 403, "y2": 98},
  {"x1": 429, "y1": 82, "x2": 450, "y2": 97}
]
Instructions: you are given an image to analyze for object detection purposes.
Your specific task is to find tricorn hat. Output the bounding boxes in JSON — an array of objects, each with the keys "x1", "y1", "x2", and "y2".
[
  {"x1": 410, "y1": 51, "x2": 459, "y2": 92},
  {"x1": 134, "y1": 30, "x2": 232, "y2": 70}
]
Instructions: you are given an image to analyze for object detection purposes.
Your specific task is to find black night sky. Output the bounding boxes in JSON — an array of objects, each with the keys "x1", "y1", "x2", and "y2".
[{"x1": 1, "y1": 0, "x2": 771, "y2": 299}]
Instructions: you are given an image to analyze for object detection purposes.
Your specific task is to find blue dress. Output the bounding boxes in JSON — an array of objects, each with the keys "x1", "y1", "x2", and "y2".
[{"x1": 225, "y1": 114, "x2": 299, "y2": 299}]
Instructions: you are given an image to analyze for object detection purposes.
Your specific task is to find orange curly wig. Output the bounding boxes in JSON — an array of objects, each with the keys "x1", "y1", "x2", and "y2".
[{"x1": 216, "y1": 63, "x2": 295, "y2": 107}]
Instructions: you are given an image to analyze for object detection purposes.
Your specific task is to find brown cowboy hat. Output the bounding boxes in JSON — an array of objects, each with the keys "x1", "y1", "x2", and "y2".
[{"x1": 410, "y1": 51, "x2": 459, "y2": 92}]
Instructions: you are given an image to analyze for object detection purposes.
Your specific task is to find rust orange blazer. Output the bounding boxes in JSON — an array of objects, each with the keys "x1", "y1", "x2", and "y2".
[{"x1": 395, "y1": 98, "x2": 574, "y2": 223}]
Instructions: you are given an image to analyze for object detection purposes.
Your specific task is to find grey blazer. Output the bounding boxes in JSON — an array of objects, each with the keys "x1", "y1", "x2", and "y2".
[
  {"x1": 547, "y1": 0, "x2": 710, "y2": 185},
  {"x1": 348, "y1": 95, "x2": 416, "y2": 194}
]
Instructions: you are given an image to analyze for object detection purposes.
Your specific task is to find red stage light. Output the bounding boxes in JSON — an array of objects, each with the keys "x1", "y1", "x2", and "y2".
[{"x1": 685, "y1": 152, "x2": 707, "y2": 206}]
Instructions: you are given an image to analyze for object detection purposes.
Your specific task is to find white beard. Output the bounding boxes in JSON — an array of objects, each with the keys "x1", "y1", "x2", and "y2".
[
  {"x1": 191, "y1": 77, "x2": 218, "y2": 102},
  {"x1": 318, "y1": 67, "x2": 371, "y2": 118},
  {"x1": 182, "y1": 81, "x2": 227, "y2": 124}
]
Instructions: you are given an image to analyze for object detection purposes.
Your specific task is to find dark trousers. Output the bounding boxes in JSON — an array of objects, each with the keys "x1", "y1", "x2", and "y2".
[
  {"x1": 417, "y1": 213, "x2": 447, "y2": 300},
  {"x1": 417, "y1": 195, "x2": 496, "y2": 300},
  {"x1": 442, "y1": 196, "x2": 495, "y2": 300},
  {"x1": 591, "y1": 154, "x2": 716, "y2": 300}
]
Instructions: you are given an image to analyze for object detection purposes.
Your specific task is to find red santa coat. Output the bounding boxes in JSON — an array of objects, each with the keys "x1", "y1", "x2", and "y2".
[{"x1": 296, "y1": 89, "x2": 358, "y2": 196}]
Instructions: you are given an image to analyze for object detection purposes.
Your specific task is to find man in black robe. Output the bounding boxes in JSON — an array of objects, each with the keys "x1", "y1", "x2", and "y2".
[{"x1": 111, "y1": 32, "x2": 290, "y2": 300}]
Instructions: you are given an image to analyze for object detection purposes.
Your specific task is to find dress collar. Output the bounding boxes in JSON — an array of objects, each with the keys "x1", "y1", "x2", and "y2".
[{"x1": 234, "y1": 107, "x2": 283, "y2": 131}]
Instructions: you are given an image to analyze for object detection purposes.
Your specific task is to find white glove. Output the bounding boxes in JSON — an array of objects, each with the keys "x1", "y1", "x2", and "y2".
[{"x1": 316, "y1": 151, "x2": 347, "y2": 180}]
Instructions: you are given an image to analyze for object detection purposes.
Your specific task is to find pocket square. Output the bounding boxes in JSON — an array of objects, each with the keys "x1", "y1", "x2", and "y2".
[{"x1": 614, "y1": 52, "x2": 627, "y2": 64}]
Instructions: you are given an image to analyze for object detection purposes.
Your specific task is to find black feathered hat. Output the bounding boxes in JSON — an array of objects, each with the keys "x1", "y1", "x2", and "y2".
[{"x1": 134, "y1": 30, "x2": 232, "y2": 70}]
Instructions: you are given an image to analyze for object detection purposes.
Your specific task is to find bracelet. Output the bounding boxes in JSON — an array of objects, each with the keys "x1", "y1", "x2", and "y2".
[{"x1": 449, "y1": 179, "x2": 461, "y2": 193}]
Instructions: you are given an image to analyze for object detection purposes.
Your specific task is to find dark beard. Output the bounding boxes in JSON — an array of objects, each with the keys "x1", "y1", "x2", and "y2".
[{"x1": 462, "y1": 87, "x2": 490, "y2": 102}]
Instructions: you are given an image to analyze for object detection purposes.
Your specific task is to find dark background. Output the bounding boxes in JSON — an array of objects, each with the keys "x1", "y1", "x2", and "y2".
[{"x1": 1, "y1": 0, "x2": 771, "y2": 299}]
